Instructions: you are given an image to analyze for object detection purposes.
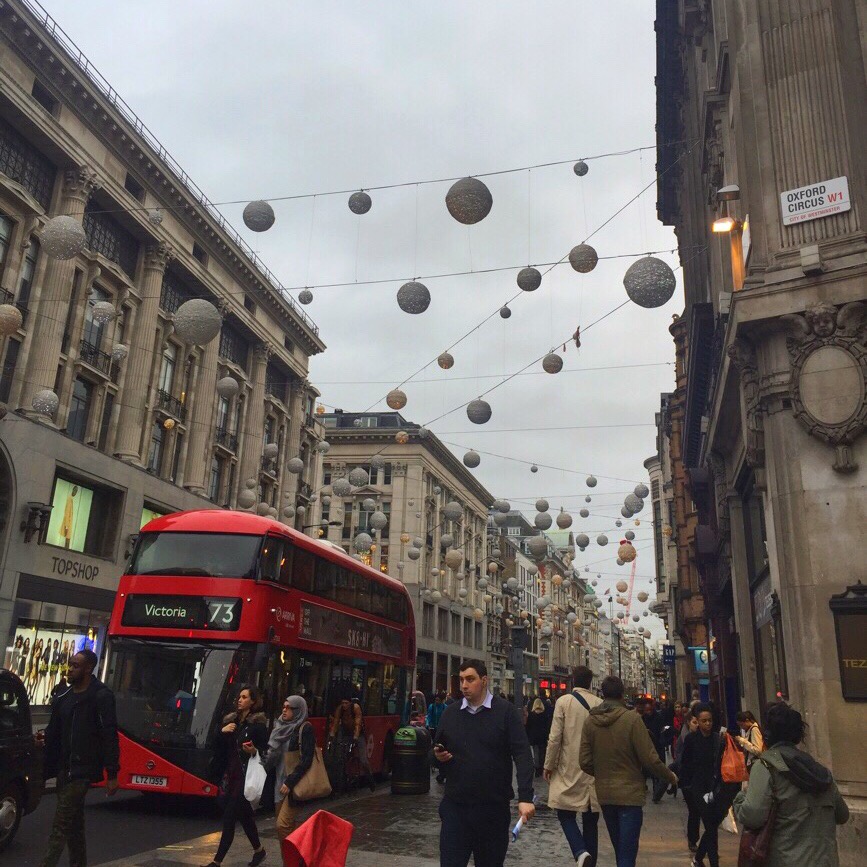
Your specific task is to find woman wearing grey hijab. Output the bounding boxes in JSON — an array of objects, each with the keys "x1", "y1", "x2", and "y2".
[{"x1": 266, "y1": 695, "x2": 315, "y2": 840}]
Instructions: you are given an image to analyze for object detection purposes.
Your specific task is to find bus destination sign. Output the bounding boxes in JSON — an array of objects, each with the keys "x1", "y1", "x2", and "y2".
[
  {"x1": 299, "y1": 601, "x2": 402, "y2": 658},
  {"x1": 122, "y1": 595, "x2": 242, "y2": 631}
]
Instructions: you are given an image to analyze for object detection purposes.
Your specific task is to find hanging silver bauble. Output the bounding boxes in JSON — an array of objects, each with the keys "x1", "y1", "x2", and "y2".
[
  {"x1": 595, "y1": 599, "x2": 604, "y2": 609},
  {"x1": 443, "y1": 501, "x2": 462, "y2": 521},
  {"x1": 32, "y1": 388, "x2": 59, "y2": 417},
  {"x1": 478, "y1": 576, "x2": 490, "y2": 590},
  {"x1": 321, "y1": 495, "x2": 331, "y2": 506},
  {"x1": 556, "y1": 509, "x2": 573, "y2": 529},
  {"x1": 528, "y1": 535, "x2": 548, "y2": 557},
  {"x1": 173, "y1": 298, "x2": 222, "y2": 345},
  {"x1": 41, "y1": 215, "x2": 87, "y2": 260},
  {"x1": 148, "y1": 208, "x2": 163, "y2": 225},
  {"x1": 370, "y1": 511, "x2": 388, "y2": 531},
  {"x1": 91, "y1": 301, "x2": 117, "y2": 324},
  {"x1": 497, "y1": 500, "x2": 511, "y2": 513},
  {"x1": 586, "y1": 475, "x2": 598, "y2": 488},
  {"x1": 366, "y1": 455, "x2": 383, "y2": 471},
  {"x1": 397, "y1": 281, "x2": 431, "y2": 314},
  {"x1": 412, "y1": 537, "x2": 424, "y2": 549},
  {"x1": 467, "y1": 398, "x2": 492, "y2": 424},
  {"x1": 569, "y1": 244, "x2": 598, "y2": 273},
  {"x1": 566, "y1": 611, "x2": 578, "y2": 624},
  {"x1": 445, "y1": 177, "x2": 493, "y2": 224},
  {"x1": 315, "y1": 440, "x2": 331, "y2": 454},
  {"x1": 111, "y1": 343, "x2": 129, "y2": 362},
  {"x1": 492, "y1": 547, "x2": 501, "y2": 557},
  {"x1": 295, "y1": 505, "x2": 306, "y2": 516},
  {"x1": 298, "y1": 289, "x2": 313, "y2": 305},
  {"x1": 416, "y1": 426, "x2": 430, "y2": 439},
  {"x1": 242, "y1": 200, "x2": 275, "y2": 232},
  {"x1": 348, "y1": 467, "x2": 369, "y2": 486},
  {"x1": 506, "y1": 577, "x2": 519, "y2": 590},
  {"x1": 634, "y1": 483, "x2": 649, "y2": 499},
  {"x1": 536, "y1": 595, "x2": 551, "y2": 610},
  {"x1": 575, "y1": 532, "x2": 590, "y2": 549},
  {"x1": 597, "y1": 534, "x2": 609, "y2": 546},
  {"x1": 362, "y1": 498, "x2": 376, "y2": 511},
  {"x1": 407, "y1": 548, "x2": 420, "y2": 561},
  {"x1": 623, "y1": 256, "x2": 677, "y2": 308},
  {"x1": 527, "y1": 564, "x2": 539, "y2": 576},
  {"x1": 286, "y1": 457, "x2": 304, "y2": 474},
  {"x1": 535, "y1": 499, "x2": 549, "y2": 513},
  {"x1": 493, "y1": 512, "x2": 508, "y2": 527},
  {"x1": 542, "y1": 353, "x2": 563, "y2": 374},
  {"x1": 437, "y1": 351, "x2": 454, "y2": 370},
  {"x1": 624, "y1": 493, "x2": 644, "y2": 513},
  {"x1": 463, "y1": 450, "x2": 480, "y2": 468},
  {"x1": 621, "y1": 507, "x2": 632, "y2": 518},
  {"x1": 534, "y1": 512, "x2": 552, "y2": 530},
  {"x1": 615, "y1": 519, "x2": 622, "y2": 528},
  {"x1": 580, "y1": 508, "x2": 590, "y2": 518},
  {"x1": 517, "y1": 266, "x2": 542, "y2": 292},
  {"x1": 456, "y1": 571, "x2": 466, "y2": 582},
  {"x1": 332, "y1": 478, "x2": 352, "y2": 496},
  {"x1": 433, "y1": 486, "x2": 442, "y2": 495},
  {"x1": 237, "y1": 489, "x2": 257, "y2": 509},
  {"x1": 256, "y1": 501, "x2": 271, "y2": 516},
  {"x1": 530, "y1": 464, "x2": 538, "y2": 473},
  {"x1": 386, "y1": 388, "x2": 407, "y2": 410},
  {"x1": 637, "y1": 591, "x2": 649, "y2": 603},
  {"x1": 244, "y1": 478, "x2": 258, "y2": 490},
  {"x1": 618, "y1": 542, "x2": 637, "y2": 563},
  {"x1": 0, "y1": 304, "x2": 22, "y2": 336},
  {"x1": 491, "y1": 499, "x2": 506, "y2": 512},
  {"x1": 591, "y1": 579, "x2": 598, "y2": 587},
  {"x1": 616, "y1": 558, "x2": 625, "y2": 566},
  {"x1": 216, "y1": 376, "x2": 239, "y2": 398},
  {"x1": 354, "y1": 532, "x2": 373, "y2": 552},
  {"x1": 440, "y1": 534, "x2": 454, "y2": 549},
  {"x1": 458, "y1": 588, "x2": 468, "y2": 599},
  {"x1": 499, "y1": 305, "x2": 511, "y2": 319},
  {"x1": 573, "y1": 159, "x2": 589, "y2": 177},
  {"x1": 348, "y1": 191, "x2": 372, "y2": 214}
]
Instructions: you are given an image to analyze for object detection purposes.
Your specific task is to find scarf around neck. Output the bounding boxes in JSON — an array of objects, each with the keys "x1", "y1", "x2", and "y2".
[{"x1": 268, "y1": 695, "x2": 309, "y2": 753}]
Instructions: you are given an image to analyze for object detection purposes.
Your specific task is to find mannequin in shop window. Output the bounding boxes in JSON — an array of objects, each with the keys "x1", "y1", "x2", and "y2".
[{"x1": 60, "y1": 485, "x2": 79, "y2": 549}]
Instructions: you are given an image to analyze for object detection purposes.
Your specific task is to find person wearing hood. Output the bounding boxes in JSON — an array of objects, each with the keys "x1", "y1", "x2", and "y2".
[
  {"x1": 266, "y1": 695, "x2": 316, "y2": 841},
  {"x1": 733, "y1": 702, "x2": 849, "y2": 867},
  {"x1": 38, "y1": 648, "x2": 119, "y2": 867},
  {"x1": 203, "y1": 684, "x2": 269, "y2": 867},
  {"x1": 578, "y1": 676, "x2": 677, "y2": 867}
]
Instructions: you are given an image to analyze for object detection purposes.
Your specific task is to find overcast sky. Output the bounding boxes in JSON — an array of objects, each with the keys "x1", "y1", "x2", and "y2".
[{"x1": 42, "y1": 0, "x2": 677, "y2": 642}]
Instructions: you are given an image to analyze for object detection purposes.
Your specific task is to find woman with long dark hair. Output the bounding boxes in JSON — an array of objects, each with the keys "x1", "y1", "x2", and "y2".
[
  {"x1": 733, "y1": 703, "x2": 848, "y2": 867},
  {"x1": 203, "y1": 685, "x2": 269, "y2": 867}
]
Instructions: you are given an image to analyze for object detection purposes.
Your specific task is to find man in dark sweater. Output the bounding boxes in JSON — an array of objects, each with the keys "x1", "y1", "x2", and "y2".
[{"x1": 432, "y1": 659, "x2": 535, "y2": 867}]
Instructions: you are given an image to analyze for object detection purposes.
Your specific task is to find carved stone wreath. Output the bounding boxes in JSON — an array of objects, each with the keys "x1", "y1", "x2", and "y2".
[{"x1": 781, "y1": 302, "x2": 867, "y2": 473}]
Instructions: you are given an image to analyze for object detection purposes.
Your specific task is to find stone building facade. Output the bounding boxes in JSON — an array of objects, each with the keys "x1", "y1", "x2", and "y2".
[
  {"x1": 656, "y1": 1, "x2": 867, "y2": 856},
  {"x1": 0, "y1": 0, "x2": 325, "y2": 700}
]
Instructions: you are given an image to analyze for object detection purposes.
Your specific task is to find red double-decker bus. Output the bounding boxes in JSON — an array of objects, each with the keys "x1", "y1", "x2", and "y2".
[{"x1": 104, "y1": 510, "x2": 415, "y2": 797}]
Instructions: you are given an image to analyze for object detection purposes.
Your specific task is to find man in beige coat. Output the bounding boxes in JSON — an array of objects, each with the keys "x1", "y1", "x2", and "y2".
[{"x1": 544, "y1": 665, "x2": 601, "y2": 867}]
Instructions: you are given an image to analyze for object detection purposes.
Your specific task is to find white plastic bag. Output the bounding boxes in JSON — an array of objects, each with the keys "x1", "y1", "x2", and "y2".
[
  {"x1": 721, "y1": 807, "x2": 739, "y2": 834},
  {"x1": 243, "y1": 755, "x2": 267, "y2": 806}
]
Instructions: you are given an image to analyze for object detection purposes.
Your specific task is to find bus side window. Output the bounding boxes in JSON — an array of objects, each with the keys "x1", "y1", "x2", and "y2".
[
  {"x1": 370, "y1": 583, "x2": 387, "y2": 618},
  {"x1": 260, "y1": 537, "x2": 283, "y2": 583},
  {"x1": 293, "y1": 548, "x2": 315, "y2": 592},
  {"x1": 314, "y1": 560, "x2": 338, "y2": 601},
  {"x1": 279, "y1": 543, "x2": 293, "y2": 586},
  {"x1": 335, "y1": 567, "x2": 355, "y2": 608},
  {"x1": 354, "y1": 572, "x2": 371, "y2": 615},
  {"x1": 387, "y1": 589, "x2": 406, "y2": 622}
]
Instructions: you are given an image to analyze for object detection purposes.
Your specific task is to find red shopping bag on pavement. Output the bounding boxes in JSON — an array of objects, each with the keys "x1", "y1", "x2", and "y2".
[
  {"x1": 281, "y1": 809, "x2": 354, "y2": 867},
  {"x1": 721, "y1": 732, "x2": 748, "y2": 783}
]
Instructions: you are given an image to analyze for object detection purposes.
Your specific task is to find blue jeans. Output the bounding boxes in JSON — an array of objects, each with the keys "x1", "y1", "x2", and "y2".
[
  {"x1": 601, "y1": 805, "x2": 643, "y2": 867},
  {"x1": 556, "y1": 809, "x2": 599, "y2": 863}
]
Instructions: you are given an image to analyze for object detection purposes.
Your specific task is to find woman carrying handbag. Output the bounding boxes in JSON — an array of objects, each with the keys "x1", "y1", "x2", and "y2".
[
  {"x1": 204, "y1": 685, "x2": 269, "y2": 867},
  {"x1": 267, "y1": 695, "x2": 319, "y2": 840}
]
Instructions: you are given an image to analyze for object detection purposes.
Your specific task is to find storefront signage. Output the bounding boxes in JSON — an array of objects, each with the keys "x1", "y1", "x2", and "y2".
[
  {"x1": 51, "y1": 556, "x2": 99, "y2": 582},
  {"x1": 662, "y1": 644, "x2": 675, "y2": 666},
  {"x1": 299, "y1": 601, "x2": 402, "y2": 659},
  {"x1": 829, "y1": 582, "x2": 867, "y2": 701},
  {"x1": 121, "y1": 595, "x2": 242, "y2": 631},
  {"x1": 779, "y1": 176, "x2": 850, "y2": 226},
  {"x1": 753, "y1": 576, "x2": 775, "y2": 629},
  {"x1": 689, "y1": 646, "x2": 709, "y2": 674}
]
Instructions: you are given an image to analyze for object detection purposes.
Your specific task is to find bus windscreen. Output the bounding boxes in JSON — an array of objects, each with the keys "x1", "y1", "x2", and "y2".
[{"x1": 130, "y1": 532, "x2": 261, "y2": 578}]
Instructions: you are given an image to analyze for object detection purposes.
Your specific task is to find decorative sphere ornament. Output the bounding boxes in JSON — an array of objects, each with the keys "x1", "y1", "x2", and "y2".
[
  {"x1": 517, "y1": 266, "x2": 542, "y2": 292},
  {"x1": 244, "y1": 478, "x2": 257, "y2": 489},
  {"x1": 164, "y1": 417, "x2": 178, "y2": 431},
  {"x1": 621, "y1": 507, "x2": 632, "y2": 518},
  {"x1": 618, "y1": 542, "x2": 637, "y2": 563},
  {"x1": 527, "y1": 564, "x2": 538, "y2": 576},
  {"x1": 586, "y1": 475, "x2": 598, "y2": 488},
  {"x1": 412, "y1": 537, "x2": 424, "y2": 549},
  {"x1": 634, "y1": 483, "x2": 649, "y2": 499},
  {"x1": 662, "y1": 525, "x2": 673, "y2": 537},
  {"x1": 507, "y1": 577, "x2": 519, "y2": 590},
  {"x1": 321, "y1": 495, "x2": 331, "y2": 506},
  {"x1": 534, "y1": 512, "x2": 553, "y2": 530},
  {"x1": 493, "y1": 512, "x2": 508, "y2": 527},
  {"x1": 370, "y1": 511, "x2": 388, "y2": 531},
  {"x1": 348, "y1": 191, "x2": 372, "y2": 214},
  {"x1": 542, "y1": 352, "x2": 563, "y2": 374},
  {"x1": 395, "y1": 430, "x2": 409, "y2": 444},
  {"x1": 637, "y1": 591, "x2": 649, "y2": 603},
  {"x1": 473, "y1": 607, "x2": 484, "y2": 621},
  {"x1": 528, "y1": 535, "x2": 548, "y2": 557},
  {"x1": 298, "y1": 289, "x2": 313, "y2": 305},
  {"x1": 463, "y1": 450, "x2": 480, "y2": 468},
  {"x1": 256, "y1": 501, "x2": 271, "y2": 516},
  {"x1": 634, "y1": 519, "x2": 641, "y2": 526},
  {"x1": 624, "y1": 493, "x2": 644, "y2": 514},
  {"x1": 575, "y1": 533, "x2": 590, "y2": 548},
  {"x1": 623, "y1": 256, "x2": 677, "y2": 308},
  {"x1": 616, "y1": 580, "x2": 628, "y2": 593},
  {"x1": 536, "y1": 595, "x2": 551, "y2": 610},
  {"x1": 566, "y1": 612, "x2": 578, "y2": 624},
  {"x1": 216, "y1": 376, "x2": 239, "y2": 399},
  {"x1": 440, "y1": 534, "x2": 454, "y2": 548},
  {"x1": 41, "y1": 215, "x2": 87, "y2": 260},
  {"x1": 615, "y1": 519, "x2": 622, "y2": 528},
  {"x1": 386, "y1": 388, "x2": 407, "y2": 410},
  {"x1": 91, "y1": 301, "x2": 117, "y2": 324},
  {"x1": 173, "y1": 298, "x2": 222, "y2": 345},
  {"x1": 467, "y1": 398, "x2": 492, "y2": 425},
  {"x1": 535, "y1": 499, "x2": 549, "y2": 513},
  {"x1": 556, "y1": 509, "x2": 573, "y2": 529},
  {"x1": 348, "y1": 467, "x2": 369, "y2": 486},
  {"x1": 242, "y1": 200, "x2": 275, "y2": 232},
  {"x1": 456, "y1": 571, "x2": 466, "y2": 582},
  {"x1": 237, "y1": 489, "x2": 256, "y2": 509},
  {"x1": 332, "y1": 478, "x2": 352, "y2": 496},
  {"x1": 286, "y1": 457, "x2": 304, "y2": 474},
  {"x1": 418, "y1": 426, "x2": 431, "y2": 439},
  {"x1": 32, "y1": 388, "x2": 58, "y2": 417},
  {"x1": 407, "y1": 548, "x2": 420, "y2": 561},
  {"x1": 397, "y1": 562, "x2": 405, "y2": 572},
  {"x1": 458, "y1": 588, "x2": 468, "y2": 599},
  {"x1": 580, "y1": 509, "x2": 589, "y2": 518},
  {"x1": 0, "y1": 304, "x2": 22, "y2": 336},
  {"x1": 397, "y1": 281, "x2": 431, "y2": 314},
  {"x1": 263, "y1": 442, "x2": 279, "y2": 460},
  {"x1": 597, "y1": 534, "x2": 609, "y2": 546},
  {"x1": 569, "y1": 243, "x2": 599, "y2": 273},
  {"x1": 530, "y1": 464, "x2": 538, "y2": 473},
  {"x1": 400, "y1": 532, "x2": 411, "y2": 544},
  {"x1": 552, "y1": 573, "x2": 563, "y2": 587},
  {"x1": 633, "y1": 615, "x2": 640, "y2": 622},
  {"x1": 443, "y1": 501, "x2": 462, "y2": 521},
  {"x1": 445, "y1": 549, "x2": 463, "y2": 570},
  {"x1": 495, "y1": 499, "x2": 511, "y2": 514},
  {"x1": 431, "y1": 590, "x2": 442, "y2": 603},
  {"x1": 366, "y1": 455, "x2": 383, "y2": 471},
  {"x1": 148, "y1": 208, "x2": 163, "y2": 225},
  {"x1": 295, "y1": 505, "x2": 306, "y2": 516},
  {"x1": 354, "y1": 532, "x2": 373, "y2": 552},
  {"x1": 643, "y1": 610, "x2": 649, "y2": 617},
  {"x1": 591, "y1": 579, "x2": 598, "y2": 586},
  {"x1": 437, "y1": 351, "x2": 454, "y2": 369},
  {"x1": 595, "y1": 599, "x2": 604, "y2": 609},
  {"x1": 573, "y1": 159, "x2": 589, "y2": 177},
  {"x1": 445, "y1": 177, "x2": 493, "y2": 225},
  {"x1": 499, "y1": 305, "x2": 512, "y2": 319}
]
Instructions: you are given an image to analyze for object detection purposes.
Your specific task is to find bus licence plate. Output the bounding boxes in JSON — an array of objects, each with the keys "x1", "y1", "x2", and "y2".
[{"x1": 131, "y1": 774, "x2": 168, "y2": 788}]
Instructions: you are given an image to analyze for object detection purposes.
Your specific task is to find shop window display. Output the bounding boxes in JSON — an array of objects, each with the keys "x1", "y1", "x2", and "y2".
[
  {"x1": 140, "y1": 506, "x2": 166, "y2": 529},
  {"x1": 45, "y1": 478, "x2": 94, "y2": 552},
  {"x1": 4, "y1": 599, "x2": 109, "y2": 707}
]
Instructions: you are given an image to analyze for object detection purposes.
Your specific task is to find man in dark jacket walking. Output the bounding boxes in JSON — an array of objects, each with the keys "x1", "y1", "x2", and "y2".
[
  {"x1": 39, "y1": 648, "x2": 119, "y2": 867},
  {"x1": 432, "y1": 659, "x2": 535, "y2": 867}
]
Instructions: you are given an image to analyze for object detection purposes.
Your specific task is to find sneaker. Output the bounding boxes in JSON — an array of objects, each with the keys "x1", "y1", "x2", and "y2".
[
  {"x1": 576, "y1": 853, "x2": 591, "y2": 867},
  {"x1": 249, "y1": 849, "x2": 266, "y2": 867},
  {"x1": 690, "y1": 859, "x2": 704, "y2": 867}
]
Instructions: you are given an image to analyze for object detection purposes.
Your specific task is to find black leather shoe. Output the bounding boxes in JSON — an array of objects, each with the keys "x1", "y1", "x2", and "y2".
[{"x1": 249, "y1": 849, "x2": 266, "y2": 867}]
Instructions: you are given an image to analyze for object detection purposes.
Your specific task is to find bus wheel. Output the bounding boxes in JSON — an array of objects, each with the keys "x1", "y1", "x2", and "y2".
[{"x1": 378, "y1": 732, "x2": 394, "y2": 781}]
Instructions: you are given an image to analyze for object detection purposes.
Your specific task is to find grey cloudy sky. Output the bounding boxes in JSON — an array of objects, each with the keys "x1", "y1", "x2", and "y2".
[{"x1": 42, "y1": 0, "x2": 678, "y2": 639}]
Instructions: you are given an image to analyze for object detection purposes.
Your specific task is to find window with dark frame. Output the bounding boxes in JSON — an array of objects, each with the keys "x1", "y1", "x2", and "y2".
[
  {"x1": 97, "y1": 392, "x2": 114, "y2": 452},
  {"x1": 67, "y1": 378, "x2": 93, "y2": 442},
  {"x1": 82, "y1": 200, "x2": 139, "y2": 277},
  {"x1": 123, "y1": 172, "x2": 145, "y2": 202},
  {"x1": 159, "y1": 270, "x2": 195, "y2": 314},
  {"x1": 192, "y1": 242, "x2": 208, "y2": 265},
  {"x1": 0, "y1": 116, "x2": 56, "y2": 209},
  {"x1": 0, "y1": 339, "x2": 20, "y2": 403},
  {"x1": 147, "y1": 420, "x2": 164, "y2": 473},
  {"x1": 31, "y1": 79, "x2": 58, "y2": 114},
  {"x1": 218, "y1": 323, "x2": 249, "y2": 368},
  {"x1": 16, "y1": 237, "x2": 39, "y2": 314}
]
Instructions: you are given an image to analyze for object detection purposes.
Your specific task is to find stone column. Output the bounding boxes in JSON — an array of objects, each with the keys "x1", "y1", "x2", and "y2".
[
  {"x1": 19, "y1": 167, "x2": 101, "y2": 413},
  {"x1": 236, "y1": 344, "x2": 271, "y2": 490},
  {"x1": 282, "y1": 378, "x2": 305, "y2": 504},
  {"x1": 114, "y1": 242, "x2": 174, "y2": 461},
  {"x1": 182, "y1": 336, "x2": 220, "y2": 495}
]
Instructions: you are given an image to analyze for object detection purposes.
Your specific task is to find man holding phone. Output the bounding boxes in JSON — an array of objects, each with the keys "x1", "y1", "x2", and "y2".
[{"x1": 431, "y1": 659, "x2": 535, "y2": 867}]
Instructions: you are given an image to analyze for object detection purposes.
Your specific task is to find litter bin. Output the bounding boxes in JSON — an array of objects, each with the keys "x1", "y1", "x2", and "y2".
[{"x1": 390, "y1": 726, "x2": 432, "y2": 794}]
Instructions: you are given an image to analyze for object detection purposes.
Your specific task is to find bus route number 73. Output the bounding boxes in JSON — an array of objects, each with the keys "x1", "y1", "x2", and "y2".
[{"x1": 204, "y1": 598, "x2": 242, "y2": 630}]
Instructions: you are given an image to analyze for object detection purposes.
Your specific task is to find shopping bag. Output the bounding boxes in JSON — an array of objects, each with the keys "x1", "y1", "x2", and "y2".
[
  {"x1": 281, "y1": 809, "x2": 354, "y2": 867},
  {"x1": 244, "y1": 755, "x2": 267, "y2": 806},
  {"x1": 721, "y1": 732, "x2": 748, "y2": 783},
  {"x1": 721, "y1": 806, "x2": 739, "y2": 834},
  {"x1": 284, "y1": 725, "x2": 332, "y2": 802}
]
